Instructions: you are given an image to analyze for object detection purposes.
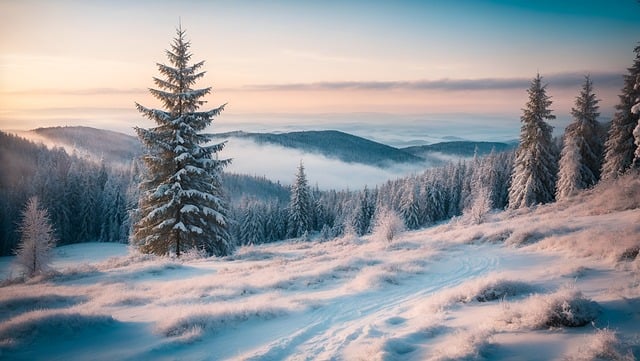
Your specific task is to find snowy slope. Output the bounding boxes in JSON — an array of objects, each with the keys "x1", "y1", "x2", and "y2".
[{"x1": 0, "y1": 176, "x2": 639, "y2": 360}]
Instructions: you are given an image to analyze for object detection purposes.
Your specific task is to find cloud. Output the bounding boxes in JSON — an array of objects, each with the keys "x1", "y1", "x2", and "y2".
[
  {"x1": 242, "y1": 71, "x2": 623, "y2": 92},
  {"x1": 3, "y1": 72, "x2": 622, "y2": 97},
  {"x1": 2, "y1": 88, "x2": 147, "y2": 96}
]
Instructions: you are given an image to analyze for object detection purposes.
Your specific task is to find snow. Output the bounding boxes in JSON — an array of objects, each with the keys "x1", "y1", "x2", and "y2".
[
  {"x1": 1, "y1": 179, "x2": 639, "y2": 360},
  {"x1": 173, "y1": 221, "x2": 188, "y2": 232},
  {"x1": 180, "y1": 205, "x2": 199, "y2": 214}
]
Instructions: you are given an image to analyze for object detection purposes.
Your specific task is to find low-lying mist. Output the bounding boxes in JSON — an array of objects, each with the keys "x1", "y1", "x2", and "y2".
[{"x1": 222, "y1": 138, "x2": 430, "y2": 190}]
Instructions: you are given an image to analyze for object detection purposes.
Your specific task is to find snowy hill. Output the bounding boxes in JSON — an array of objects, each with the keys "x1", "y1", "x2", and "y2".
[
  {"x1": 13, "y1": 126, "x2": 142, "y2": 166},
  {"x1": 8, "y1": 126, "x2": 511, "y2": 172},
  {"x1": 1, "y1": 174, "x2": 638, "y2": 360}
]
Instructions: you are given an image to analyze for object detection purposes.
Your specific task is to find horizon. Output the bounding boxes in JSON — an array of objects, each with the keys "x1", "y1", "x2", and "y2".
[{"x1": 1, "y1": 0, "x2": 639, "y2": 136}]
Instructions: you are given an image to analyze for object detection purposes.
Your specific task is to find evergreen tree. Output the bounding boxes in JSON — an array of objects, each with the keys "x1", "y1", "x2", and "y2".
[
  {"x1": 400, "y1": 181, "x2": 421, "y2": 230},
  {"x1": 446, "y1": 162, "x2": 464, "y2": 217},
  {"x1": 288, "y1": 161, "x2": 312, "y2": 238},
  {"x1": 132, "y1": 25, "x2": 232, "y2": 257},
  {"x1": 634, "y1": 120, "x2": 640, "y2": 167},
  {"x1": 602, "y1": 45, "x2": 640, "y2": 179},
  {"x1": 633, "y1": 67, "x2": 640, "y2": 168},
  {"x1": 556, "y1": 136, "x2": 583, "y2": 200},
  {"x1": 15, "y1": 197, "x2": 56, "y2": 277},
  {"x1": 508, "y1": 74, "x2": 558, "y2": 209},
  {"x1": 240, "y1": 199, "x2": 265, "y2": 245},
  {"x1": 556, "y1": 76, "x2": 602, "y2": 199},
  {"x1": 100, "y1": 174, "x2": 127, "y2": 242},
  {"x1": 353, "y1": 186, "x2": 375, "y2": 236},
  {"x1": 264, "y1": 201, "x2": 287, "y2": 243}
]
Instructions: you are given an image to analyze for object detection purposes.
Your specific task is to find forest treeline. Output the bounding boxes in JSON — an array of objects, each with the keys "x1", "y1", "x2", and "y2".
[{"x1": 0, "y1": 129, "x2": 517, "y2": 255}]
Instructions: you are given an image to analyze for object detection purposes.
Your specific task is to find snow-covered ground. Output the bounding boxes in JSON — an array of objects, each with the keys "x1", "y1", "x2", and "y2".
[{"x1": 1, "y1": 176, "x2": 639, "y2": 360}]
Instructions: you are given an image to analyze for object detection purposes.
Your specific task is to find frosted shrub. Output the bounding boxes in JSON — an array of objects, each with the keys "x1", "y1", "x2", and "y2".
[
  {"x1": 429, "y1": 275, "x2": 534, "y2": 311},
  {"x1": 464, "y1": 186, "x2": 492, "y2": 225},
  {"x1": 372, "y1": 208, "x2": 405, "y2": 243},
  {"x1": 180, "y1": 247, "x2": 209, "y2": 261},
  {"x1": 432, "y1": 328, "x2": 494, "y2": 361},
  {"x1": 499, "y1": 287, "x2": 600, "y2": 329},
  {"x1": 586, "y1": 172, "x2": 640, "y2": 215},
  {"x1": 14, "y1": 197, "x2": 57, "y2": 278},
  {"x1": 466, "y1": 279, "x2": 533, "y2": 303},
  {"x1": 565, "y1": 327, "x2": 635, "y2": 361}
]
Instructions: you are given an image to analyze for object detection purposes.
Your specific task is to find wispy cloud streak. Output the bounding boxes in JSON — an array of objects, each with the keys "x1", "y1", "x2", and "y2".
[
  {"x1": 2, "y1": 88, "x2": 148, "y2": 96},
  {"x1": 3, "y1": 72, "x2": 623, "y2": 96},
  {"x1": 243, "y1": 72, "x2": 623, "y2": 92}
]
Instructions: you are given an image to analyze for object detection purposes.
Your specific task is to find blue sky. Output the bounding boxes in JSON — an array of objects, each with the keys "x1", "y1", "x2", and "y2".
[{"x1": 1, "y1": 0, "x2": 639, "y2": 136}]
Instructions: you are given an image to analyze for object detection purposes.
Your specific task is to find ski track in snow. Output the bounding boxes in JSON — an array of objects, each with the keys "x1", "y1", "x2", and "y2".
[{"x1": 161, "y1": 244, "x2": 505, "y2": 360}]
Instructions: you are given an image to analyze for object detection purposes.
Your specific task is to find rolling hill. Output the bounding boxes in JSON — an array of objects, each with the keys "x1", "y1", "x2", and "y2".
[
  {"x1": 29, "y1": 126, "x2": 142, "y2": 165},
  {"x1": 211, "y1": 130, "x2": 425, "y2": 167},
  {"x1": 8, "y1": 126, "x2": 516, "y2": 172}
]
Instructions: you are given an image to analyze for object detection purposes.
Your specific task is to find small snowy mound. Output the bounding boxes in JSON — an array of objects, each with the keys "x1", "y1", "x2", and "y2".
[
  {"x1": 0, "y1": 294, "x2": 87, "y2": 322},
  {"x1": 0, "y1": 309, "x2": 114, "y2": 347},
  {"x1": 499, "y1": 286, "x2": 600, "y2": 329},
  {"x1": 155, "y1": 301, "x2": 291, "y2": 340}
]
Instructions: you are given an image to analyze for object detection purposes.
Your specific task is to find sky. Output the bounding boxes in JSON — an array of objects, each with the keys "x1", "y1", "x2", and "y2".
[{"x1": 1, "y1": 0, "x2": 640, "y2": 139}]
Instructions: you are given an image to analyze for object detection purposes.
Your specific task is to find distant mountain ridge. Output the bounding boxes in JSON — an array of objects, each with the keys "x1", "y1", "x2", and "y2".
[
  {"x1": 22, "y1": 126, "x2": 142, "y2": 165},
  {"x1": 212, "y1": 130, "x2": 424, "y2": 167},
  {"x1": 402, "y1": 141, "x2": 516, "y2": 158},
  {"x1": 10, "y1": 126, "x2": 515, "y2": 169}
]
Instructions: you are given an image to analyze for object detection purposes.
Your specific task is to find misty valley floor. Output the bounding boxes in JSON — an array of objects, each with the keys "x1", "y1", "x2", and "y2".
[{"x1": 1, "y1": 193, "x2": 640, "y2": 360}]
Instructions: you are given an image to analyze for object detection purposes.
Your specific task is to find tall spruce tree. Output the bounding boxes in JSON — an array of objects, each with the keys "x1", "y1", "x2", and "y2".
[
  {"x1": 288, "y1": 161, "x2": 312, "y2": 238},
  {"x1": 602, "y1": 45, "x2": 640, "y2": 179},
  {"x1": 556, "y1": 76, "x2": 601, "y2": 200},
  {"x1": 508, "y1": 74, "x2": 558, "y2": 209},
  {"x1": 132, "y1": 25, "x2": 232, "y2": 257}
]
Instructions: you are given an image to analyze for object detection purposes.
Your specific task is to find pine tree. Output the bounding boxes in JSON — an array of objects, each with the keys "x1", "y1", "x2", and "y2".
[
  {"x1": 15, "y1": 197, "x2": 56, "y2": 277},
  {"x1": 353, "y1": 186, "x2": 375, "y2": 236},
  {"x1": 633, "y1": 65, "x2": 640, "y2": 168},
  {"x1": 240, "y1": 199, "x2": 265, "y2": 246},
  {"x1": 556, "y1": 76, "x2": 602, "y2": 200},
  {"x1": 556, "y1": 136, "x2": 583, "y2": 200},
  {"x1": 634, "y1": 121, "x2": 640, "y2": 167},
  {"x1": 265, "y1": 201, "x2": 287, "y2": 243},
  {"x1": 288, "y1": 161, "x2": 312, "y2": 238},
  {"x1": 132, "y1": 25, "x2": 232, "y2": 257},
  {"x1": 602, "y1": 45, "x2": 640, "y2": 179},
  {"x1": 508, "y1": 74, "x2": 558, "y2": 209},
  {"x1": 400, "y1": 180, "x2": 421, "y2": 230},
  {"x1": 100, "y1": 174, "x2": 127, "y2": 242}
]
